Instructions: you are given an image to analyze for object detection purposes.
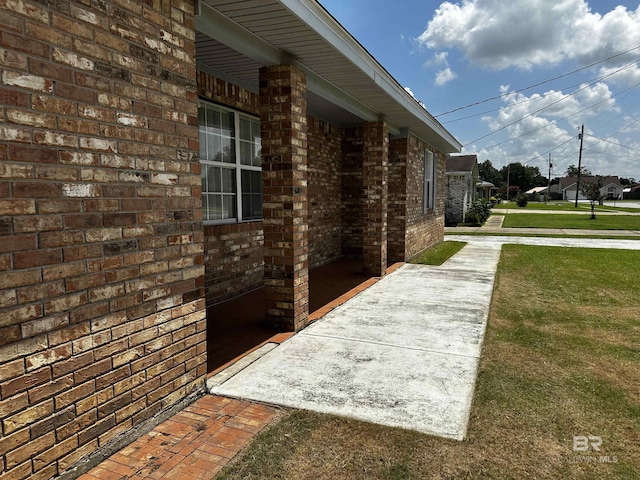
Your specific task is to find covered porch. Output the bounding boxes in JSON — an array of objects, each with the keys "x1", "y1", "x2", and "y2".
[
  {"x1": 195, "y1": 0, "x2": 461, "y2": 372},
  {"x1": 207, "y1": 258, "x2": 392, "y2": 372}
]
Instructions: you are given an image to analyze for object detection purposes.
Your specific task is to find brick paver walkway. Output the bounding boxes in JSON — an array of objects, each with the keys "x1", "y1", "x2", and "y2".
[{"x1": 79, "y1": 395, "x2": 279, "y2": 480}]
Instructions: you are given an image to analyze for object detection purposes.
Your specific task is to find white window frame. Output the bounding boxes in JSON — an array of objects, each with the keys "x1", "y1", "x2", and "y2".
[
  {"x1": 423, "y1": 149, "x2": 436, "y2": 212},
  {"x1": 198, "y1": 100, "x2": 262, "y2": 225}
]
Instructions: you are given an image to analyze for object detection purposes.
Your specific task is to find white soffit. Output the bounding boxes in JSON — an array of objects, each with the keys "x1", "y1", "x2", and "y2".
[{"x1": 195, "y1": 0, "x2": 462, "y2": 153}]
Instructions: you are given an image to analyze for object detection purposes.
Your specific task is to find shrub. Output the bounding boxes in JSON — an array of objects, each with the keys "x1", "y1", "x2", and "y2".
[
  {"x1": 465, "y1": 198, "x2": 492, "y2": 225},
  {"x1": 515, "y1": 192, "x2": 529, "y2": 207}
]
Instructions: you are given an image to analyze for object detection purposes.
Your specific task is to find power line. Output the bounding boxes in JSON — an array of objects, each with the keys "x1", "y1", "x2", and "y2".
[
  {"x1": 585, "y1": 134, "x2": 640, "y2": 153},
  {"x1": 463, "y1": 73, "x2": 640, "y2": 148},
  {"x1": 601, "y1": 116, "x2": 640, "y2": 139},
  {"x1": 588, "y1": 88, "x2": 640, "y2": 133},
  {"x1": 521, "y1": 137, "x2": 576, "y2": 166},
  {"x1": 435, "y1": 44, "x2": 640, "y2": 117},
  {"x1": 443, "y1": 59, "x2": 640, "y2": 125}
]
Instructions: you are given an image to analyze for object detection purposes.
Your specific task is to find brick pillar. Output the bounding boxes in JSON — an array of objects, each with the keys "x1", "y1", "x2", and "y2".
[
  {"x1": 259, "y1": 65, "x2": 309, "y2": 331},
  {"x1": 362, "y1": 121, "x2": 389, "y2": 276}
]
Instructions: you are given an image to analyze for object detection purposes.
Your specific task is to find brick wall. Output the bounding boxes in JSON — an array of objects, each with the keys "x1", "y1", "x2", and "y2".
[
  {"x1": 308, "y1": 117, "x2": 341, "y2": 269},
  {"x1": 388, "y1": 137, "x2": 408, "y2": 262},
  {"x1": 196, "y1": 70, "x2": 259, "y2": 115},
  {"x1": 260, "y1": 65, "x2": 309, "y2": 331},
  {"x1": 445, "y1": 174, "x2": 469, "y2": 225},
  {"x1": 388, "y1": 134, "x2": 445, "y2": 261},
  {"x1": 0, "y1": 1, "x2": 206, "y2": 478},
  {"x1": 362, "y1": 121, "x2": 389, "y2": 277},
  {"x1": 340, "y1": 127, "x2": 363, "y2": 257},
  {"x1": 202, "y1": 222, "x2": 263, "y2": 306},
  {"x1": 405, "y1": 134, "x2": 445, "y2": 259}
]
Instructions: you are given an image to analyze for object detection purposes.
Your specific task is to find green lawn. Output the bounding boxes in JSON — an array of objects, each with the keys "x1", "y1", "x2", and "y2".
[
  {"x1": 409, "y1": 240, "x2": 466, "y2": 265},
  {"x1": 215, "y1": 246, "x2": 640, "y2": 480},
  {"x1": 447, "y1": 232, "x2": 640, "y2": 241},
  {"x1": 496, "y1": 201, "x2": 640, "y2": 212},
  {"x1": 501, "y1": 213, "x2": 640, "y2": 230}
]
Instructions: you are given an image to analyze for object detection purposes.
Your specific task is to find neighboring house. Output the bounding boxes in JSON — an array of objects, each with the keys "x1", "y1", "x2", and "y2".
[
  {"x1": 0, "y1": 1, "x2": 461, "y2": 478},
  {"x1": 445, "y1": 155, "x2": 479, "y2": 224},
  {"x1": 623, "y1": 185, "x2": 640, "y2": 199},
  {"x1": 477, "y1": 180, "x2": 496, "y2": 200},
  {"x1": 559, "y1": 176, "x2": 623, "y2": 201},
  {"x1": 525, "y1": 186, "x2": 549, "y2": 201}
]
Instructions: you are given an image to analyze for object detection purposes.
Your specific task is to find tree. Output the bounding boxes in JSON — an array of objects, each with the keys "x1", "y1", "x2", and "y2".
[
  {"x1": 478, "y1": 159, "x2": 503, "y2": 187},
  {"x1": 580, "y1": 177, "x2": 604, "y2": 220},
  {"x1": 500, "y1": 162, "x2": 546, "y2": 193},
  {"x1": 566, "y1": 165, "x2": 592, "y2": 177},
  {"x1": 620, "y1": 177, "x2": 637, "y2": 186}
]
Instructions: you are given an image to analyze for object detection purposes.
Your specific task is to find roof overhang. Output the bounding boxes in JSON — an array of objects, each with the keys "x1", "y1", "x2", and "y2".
[{"x1": 194, "y1": 0, "x2": 461, "y2": 154}]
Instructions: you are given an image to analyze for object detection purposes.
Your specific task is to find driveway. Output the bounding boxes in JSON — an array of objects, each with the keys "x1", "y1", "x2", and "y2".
[{"x1": 209, "y1": 237, "x2": 640, "y2": 440}]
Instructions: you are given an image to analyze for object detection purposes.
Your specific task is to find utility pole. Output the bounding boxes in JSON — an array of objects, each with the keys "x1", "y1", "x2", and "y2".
[
  {"x1": 506, "y1": 164, "x2": 511, "y2": 202},
  {"x1": 575, "y1": 124, "x2": 584, "y2": 208},
  {"x1": 547, "y1": 153, "x2": 551, "y2": 204}
]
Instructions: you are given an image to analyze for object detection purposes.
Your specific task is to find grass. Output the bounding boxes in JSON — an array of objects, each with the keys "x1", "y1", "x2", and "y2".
[
  {"x1": 446, "y1": 231, "x2": 640, "y2": 240},
  {"x1": 215, "y1": 246, "x2": 640, "y2": 479},
  {"x1": 501, "y1": 213, "x2": 640, "y2": 230},
  {"x1": 409, "y1": 240, "x2": 466, "y2": 265},
  {"x1": 496, "y1": 201, "x2": 640, "y2": 212}
]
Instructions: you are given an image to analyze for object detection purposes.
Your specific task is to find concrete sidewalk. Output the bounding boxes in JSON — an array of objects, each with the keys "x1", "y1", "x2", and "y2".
[
  {"x1": 209, "y1": 235, "x2": 640, "y2": 441},
  {"x1": 445, "y1": 226, "x2": 640, "y2": 236},
  {"x1": 445, "y1": 235, "x2": 640, "y2": 250},
  {"x1": 210, "y1": 242, "x2": 501, "y2": 440}
]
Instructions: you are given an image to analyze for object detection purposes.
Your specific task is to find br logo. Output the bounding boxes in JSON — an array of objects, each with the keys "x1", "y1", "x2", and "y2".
[{"x1": 573, "y1": 435, "x2": 602, "y2": 452}]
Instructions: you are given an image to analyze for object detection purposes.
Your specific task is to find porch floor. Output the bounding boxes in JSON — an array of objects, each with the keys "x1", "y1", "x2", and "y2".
[{"x1": 206, "y1": 257, "x2": 370, "y2": 372}]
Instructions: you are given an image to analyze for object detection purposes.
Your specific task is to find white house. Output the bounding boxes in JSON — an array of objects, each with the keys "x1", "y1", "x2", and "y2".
[
  {"x1": 559, "y1": 176, "x2": 623, "y2": 201},
  {"x1": 445, "y1": 155, "x2": 478, "y2": 224}
]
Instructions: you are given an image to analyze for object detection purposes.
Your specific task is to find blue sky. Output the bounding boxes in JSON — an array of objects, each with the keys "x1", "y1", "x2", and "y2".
[{"x1": 319, "y1": 0, "x2": 640, "y2": 179}]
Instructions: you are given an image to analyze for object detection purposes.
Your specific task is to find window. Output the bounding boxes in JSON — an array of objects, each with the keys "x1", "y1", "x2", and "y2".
[
  {"x1": 198, "y1": 101, "x2": 262, "y2": 223},
  {"x1": 423, "y1": 149, "x2": 436, "y2": 212}
]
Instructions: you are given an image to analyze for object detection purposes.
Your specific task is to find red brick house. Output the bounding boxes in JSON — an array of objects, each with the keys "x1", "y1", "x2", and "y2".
[{"x1": 0, "y1": 1, "x2": 460, "y2": 478}]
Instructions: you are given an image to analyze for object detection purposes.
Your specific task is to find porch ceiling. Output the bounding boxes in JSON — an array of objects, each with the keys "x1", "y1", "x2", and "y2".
[{"x1": 195, "y1": 0, "x2": 462, "y2": 153}]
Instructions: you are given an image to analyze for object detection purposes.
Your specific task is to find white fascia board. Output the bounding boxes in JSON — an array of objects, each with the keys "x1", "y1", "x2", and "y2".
[
  {"x1": 195, "y1": 1, "x2": 400, "y2": 133},
  {"x1": 281, "y1": 0, "x2": 461, "y2": 152}
]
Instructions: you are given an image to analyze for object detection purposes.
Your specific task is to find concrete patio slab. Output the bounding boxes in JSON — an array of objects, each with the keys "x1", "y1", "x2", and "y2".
[{"x1": 211, "y1": 242, "x2": 502, "y2": 440}]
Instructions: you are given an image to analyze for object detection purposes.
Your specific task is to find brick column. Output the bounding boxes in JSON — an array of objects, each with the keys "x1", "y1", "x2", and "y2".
[
  {"x1": 259, "y1": 65, "x2": 309, "y2": 331},
  {"x1": 362, "y1": 121, "x2": 389, "y2": 276}
]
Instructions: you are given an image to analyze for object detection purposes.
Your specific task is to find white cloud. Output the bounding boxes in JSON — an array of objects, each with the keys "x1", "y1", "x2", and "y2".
[
  {"x1": 404, "y1": 86, "x2": 428, "y2": 110},
  {"x1": 435, "y1": 67, "x2": 457, "y2": 85},
  {"x1": 489, "y1": 82, "x2": 617, "y2": 128},
  {"x1": 427, "y1": 51, "x2": 450, "y2": 67},
  {"x1": 423, "y1": 52, "x2": 457, "y2": 85},
  {"x1": 418, "y1": 0, "x2": 640, "y2": 85},
  {"x1": 463, "y1": 82, "x2": 633, "y2": 174},
  {"x1": 417, "y1": 0, "x2": 640, "y2": 177}
]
